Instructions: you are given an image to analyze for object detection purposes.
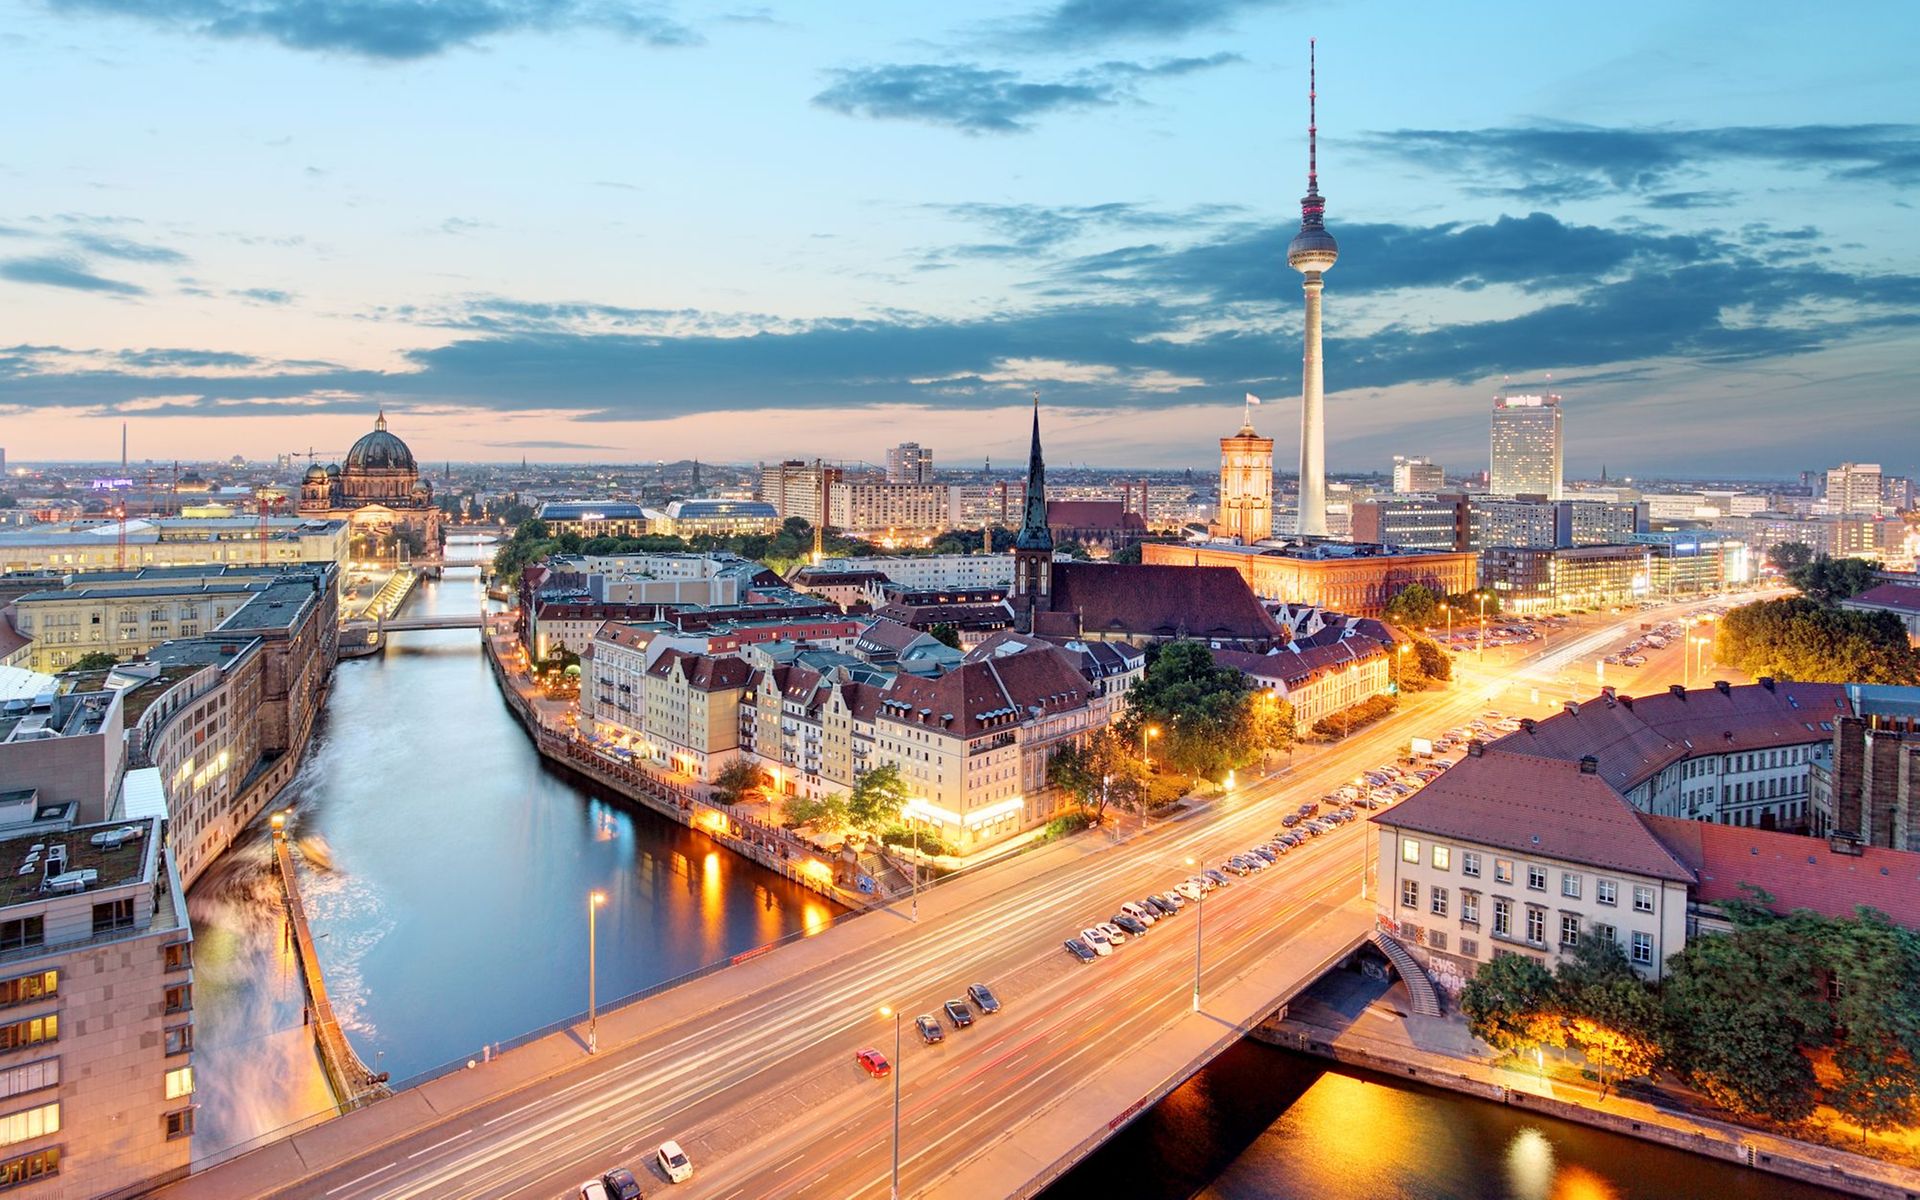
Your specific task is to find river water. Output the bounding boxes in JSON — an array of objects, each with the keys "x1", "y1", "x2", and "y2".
[
  {"x1": 1045, "y1": 1040, "x2": 1848, "y2": 1200},
  {"x1": 187, "y1": 538, "x2": 836, "y2": 1159}
]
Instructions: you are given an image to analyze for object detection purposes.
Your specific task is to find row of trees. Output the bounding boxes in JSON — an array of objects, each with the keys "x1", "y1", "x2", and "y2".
[
  {"x1": 1462, "y1": 895, "x2": 1920, "y2": 1135},
  {"x1": 1382, "y1": 582, "x2": 1504, "y2": 627},
  {"x1": 1714, "y1": 596, "x2": 1919, "y2": 684}
]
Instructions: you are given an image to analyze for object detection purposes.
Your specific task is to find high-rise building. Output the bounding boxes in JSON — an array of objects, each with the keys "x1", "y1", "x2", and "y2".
[
  {"x1": 1489, "y1": 391, "x2": 1564, "y2": 498},
  {"x1": 756, "y1": 461, "x2": 842, "y2": 526},
  {"x1": 1824, "y1": 462, "x2": 1883, "y2": 516},
  {"x1": 828, "y1": 482, "x2": 946, "y2": 535},
  {"x1": 1216, "y1": 403, "x2": 1275, "y2": 543},
  {"x1": 1350, "y1": 494, "x2": 1470, "y2": 551},
  {"x1": 1392, "y1": 455, "x2": 1444, "y2": 493},
  {"x1": 885, "y1": 442, "x2": 933, "y2": 485},
  {"x1": 1286, "y1": 41, "x2": 1338, "y2": 537}
]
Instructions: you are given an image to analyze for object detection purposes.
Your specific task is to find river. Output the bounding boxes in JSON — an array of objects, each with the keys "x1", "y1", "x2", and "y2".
[
  {"x1": 186, "y1": 538, "x2": 837, "y2": 1159},
  {"x1": 1044, "y1": 1040, "x2": 1848, "y2": 1200}
]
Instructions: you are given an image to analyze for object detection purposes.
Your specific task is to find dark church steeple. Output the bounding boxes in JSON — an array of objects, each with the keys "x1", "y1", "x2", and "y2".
[{"x1": 1012, "y1": 393, "x2": 1054, "y2": 625}]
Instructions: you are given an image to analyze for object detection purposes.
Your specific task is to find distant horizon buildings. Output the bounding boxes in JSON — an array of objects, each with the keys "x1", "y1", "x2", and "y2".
[
  {"x1": 886, "y1": 442, "x2": 933, "y2": 485},
  {"x1": 1489, "y1": 390, "x2": 1564, "y2": 499},
  {"x1": 1392, "y1": 455, "x2": 1444, "y2": 493}
]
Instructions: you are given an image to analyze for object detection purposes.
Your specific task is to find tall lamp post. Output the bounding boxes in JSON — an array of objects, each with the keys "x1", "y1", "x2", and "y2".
[
  {"x1": 1477, "y1": 593, "x2": 1489, "y2": 663},
  {"x1": 1184, "y1": 856, "x2": 1204, "y2": 1011},
  {"x1": 877, "y1": 1005, "x2": 902, "y2": 1199},
  {"x1": 1394, "y1": 642, "x2": 1411, "y2": 692},
  {"x1": 587, "y1": 889, "x2": 607, "y2": 1053},
  {"x1": 1141, "y1": 724, "x2": 1161, "y2": 771}
]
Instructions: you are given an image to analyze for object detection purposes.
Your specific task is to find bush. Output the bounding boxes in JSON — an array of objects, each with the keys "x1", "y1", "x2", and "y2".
[
  {"x1": 878, "y1": 825, "x2": 958, "y2": 858},
  {"x1": 1312, "y1": 693, "x2": 1398, "y2": 737},
  {"x1": 1038, "y1": 809, "x2": 1097, "y2": 841}
]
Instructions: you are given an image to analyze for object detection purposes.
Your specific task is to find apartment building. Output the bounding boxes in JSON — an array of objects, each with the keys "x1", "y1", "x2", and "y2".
[
  {"x1": 0, "y1": 518, "x2": 349, "y2": 577},
  {"x1": 828, "y1": 483, "x2": 947, "y2": 536}
]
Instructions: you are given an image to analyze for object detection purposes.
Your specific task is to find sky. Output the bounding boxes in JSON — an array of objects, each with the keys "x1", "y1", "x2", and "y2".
[{"x1": 1, "y1": 0, "x2": 1916, "y2": 478}]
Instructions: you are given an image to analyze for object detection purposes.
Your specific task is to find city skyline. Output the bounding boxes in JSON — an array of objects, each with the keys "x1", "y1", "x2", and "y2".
[{"x1": 2, "y1": 2, "x2": 1917, "y2": 475}]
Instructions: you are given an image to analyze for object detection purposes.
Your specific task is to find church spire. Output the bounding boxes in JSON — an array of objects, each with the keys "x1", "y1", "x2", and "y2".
[
  {"x1": 375, "y1": 407, "x2": 388, "y2": 432},
  {"x1": 1015, "y1": 392, "x2": 1052, "y2": 552}
]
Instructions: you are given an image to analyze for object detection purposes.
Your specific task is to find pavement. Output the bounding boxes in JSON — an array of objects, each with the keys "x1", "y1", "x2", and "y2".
[{"x1": 151, "y1": 596, "x2": 1754, "y2": 1200}]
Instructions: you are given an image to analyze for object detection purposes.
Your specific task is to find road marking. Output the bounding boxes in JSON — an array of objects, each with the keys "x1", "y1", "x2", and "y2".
[
  {"x1": 324, "y1": 1161, "x2": 397, "y2": 1195},
  {"x1": 407, "y1": 1131, "x2": 472, "y2": 1159},
  {"x1": 483, "y1": 1099, "x2": 543, "y2": 1127}
]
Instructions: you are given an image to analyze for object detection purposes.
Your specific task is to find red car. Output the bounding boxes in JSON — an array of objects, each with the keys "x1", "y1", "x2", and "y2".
[{"x1": 856, "y1": 1048, "x2": 891, "y2": 1079}]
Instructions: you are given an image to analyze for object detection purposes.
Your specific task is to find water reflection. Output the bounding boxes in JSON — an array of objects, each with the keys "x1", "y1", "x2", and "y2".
[{"x1": 188, "y1": 540, "x2": 838, "y2": 1156}]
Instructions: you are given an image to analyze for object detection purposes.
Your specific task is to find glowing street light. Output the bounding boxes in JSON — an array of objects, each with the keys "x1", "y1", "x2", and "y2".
[
  {"x1": 877, "y1": 1004, "x2": 902, "y2": 1199},
  {"x1": 1142, "y1": 724, "x2": 1161, "y2": 771},
  {"x1": 587, "y1": 890, "x2": 607, "y2": 1053},
  {"x1": 1184, "y1": 856, "x2": 1204, "y2": 1011}
]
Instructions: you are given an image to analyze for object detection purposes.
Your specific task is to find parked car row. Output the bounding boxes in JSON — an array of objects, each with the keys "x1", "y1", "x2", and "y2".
[
  {"x1": 1065, "y1": 873, "x2": 1233, "y2": 962},
  {"x1": 578, "y1": 1140, "x2": 694, "y2": 1199}
]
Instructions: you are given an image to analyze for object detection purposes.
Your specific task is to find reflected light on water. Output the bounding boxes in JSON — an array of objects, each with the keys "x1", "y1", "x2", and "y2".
[
  {"x1": 1508, "y1": 1126, "x2": 1556, "y2": 1200},
  {"x1": 1552, "y1": 1164, "x2": 1619, "y2": 1200},
  {"x1": 700, "y1": 852, "x2": 722, "y2": 934},
  {"x1": 802, "y1": 900, "x2": 833, "y2": 935}
]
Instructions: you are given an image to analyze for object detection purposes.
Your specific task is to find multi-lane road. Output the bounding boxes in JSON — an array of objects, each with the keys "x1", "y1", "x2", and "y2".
[{"x1": 162, "y1": 597, "x2": 1739, "y2": 1200}]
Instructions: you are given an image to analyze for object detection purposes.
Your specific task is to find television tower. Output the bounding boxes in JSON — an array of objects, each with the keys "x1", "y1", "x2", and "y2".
[{"x1": 1287, "y1": 39, "x2": 1338, "y2": 537}]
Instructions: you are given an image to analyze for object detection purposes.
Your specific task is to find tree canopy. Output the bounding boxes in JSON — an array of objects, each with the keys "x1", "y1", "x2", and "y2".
[
  {"x1": 1787, "y1": 554, "x2": 1883, "y2": 603},
  {"x1": 1046, "y1": 727, "x2": 1149, "y2": 818},
  {"x1": 1383, "y1": 583, "x2": 1442, "y2": 628},
  {"x1": 1714, "y1": 596, "x2": 1919, "y2": 684},
  {"x1": 1124, "y1": 641, "x2": 1292, "y2": 780},
  {"x1": 1769, "y1": 541, "x2": 1815, "y2": 572}
]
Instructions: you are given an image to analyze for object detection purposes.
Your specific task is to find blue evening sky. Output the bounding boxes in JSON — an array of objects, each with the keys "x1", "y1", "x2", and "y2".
[{"x1": 1, "y1": 0, "x2": 1915, "y2": 477}]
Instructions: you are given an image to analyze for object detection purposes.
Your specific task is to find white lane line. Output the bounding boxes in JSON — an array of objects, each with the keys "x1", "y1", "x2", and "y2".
[
  {"x1": 407, "y1": 1131, "x2": 473, "y2": 1159},
  {"x1": 483, "y1": 1099, "x2": 544, "y2": 1127},
  {"x1": 325, "y1": 1161, "x2": 398, "y2": 1195}
]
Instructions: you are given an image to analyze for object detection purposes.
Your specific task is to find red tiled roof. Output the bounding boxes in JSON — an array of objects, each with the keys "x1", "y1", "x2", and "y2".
[
  {"x1": 1047, "y1": 500, "x2": 1147, "y2": 533},
  {"x1": 592, "y1": 620, "x2": 654, "y2": 651},
  {"x1": 1046, "y1": 563, "x2": 1286, "y2": 645},
  {"x1": 646, "y1": 649, "x2": 752, "y2": 691},
  {"x1": 1373, "y1": 749, "x2": 1697, "y2": 883},
  {"x1": 855, "y1": 617, "x2": 928, "y2": 654},
  {"x1": 1643, "y1": 816, "x2": 1920, "y2": 928},
  {"x1": 1846, "y1": 582, "x2": 1920, "y2": 615},
  {"x1": 0, "y1": 608, "x2": 28, "y2": 660},
  {"x1": 878, "y1": 643, "x2": 1089, "y2": 738},
  {"x1": 1487, "y1": 682, "x2": 1847, "y2": 795},
  {"x1": 1213, "y1": 637, "x2": 1386, "y2": 688}
]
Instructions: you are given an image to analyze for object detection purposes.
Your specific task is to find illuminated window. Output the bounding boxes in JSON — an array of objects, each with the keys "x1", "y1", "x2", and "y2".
[
  {"x1": 164, "y1": 1067, "x2": 194, "y2": 1100},
  {"x1": 1492, "y1": 898, "x2": 1512, "y2": 938},
  {"x1": 0, "y1": 1061, "x2": 56, "y2": 1102},
  {"x1": 0, "y1": 1102, "x2": 58, "y2": 1149},
  {"x1": 1400, "y1": 838, "x2": 1420, "y2": 864},
  {"x1": 0, "y1": 974, "x2": 55, "y2": 1011},
  {"x1": 1494, "y1": 859, "x2": 1513, "y2": 885},
  {"x1": 0, "y1": 1146, "x2": 58, "y2": 1187},
  {"x1": 0, "y1": 1018, "x2": 55, "y2": 1055}
]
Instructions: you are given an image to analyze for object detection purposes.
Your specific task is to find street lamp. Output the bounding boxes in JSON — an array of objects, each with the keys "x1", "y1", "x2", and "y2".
[
  {"x1": 587, "y1": 890, "x2": 607, "y2": 1053},
  {"x1": 1142, "y1": 724, "x2": 1161, "y2": 771},
  {"x1": 1184, "y1": 856, "x2": 1204, "y2": 1012},
  {"x1": 1477, "y1": 593, "x2": 1489, "y2": 663},
  {"x1": 1394, "y1": 642, "x2": 1411, "y2": 692},
  {"x1": 877, "y1": 1005, "x2": 902, "y2": 1199}
]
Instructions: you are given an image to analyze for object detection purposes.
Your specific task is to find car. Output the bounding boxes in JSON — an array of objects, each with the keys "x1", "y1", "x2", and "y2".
[
  {"x1": 579, "y1": 1182, "x2": 612, "y2": 1200},
  {"x1": 1204, "y1": 868, "x2": 1229, "y2": 887},
  {"x1": 1078, "y1": 928, "x2": 1114, "y2": 955},
  {"x1": 1111, "y1": 913, "x2": 1148, "y2": 937},
  {"x1": 1142, "y1": 895, "x2": 1176, "y2": 917},
  {"x1": 1297, "y1": 802, "x2": 1316, "y2": 816},
  {"x1": 856, "y1": 1048, "x2": 891, "y2": 1078},
  {"x1": 601, "y1": 1168, "x2": 645, "y2": 1200},
  {"x1": 1097, "y1": 921, "x2": 1129, "y2": 945},
  {"x1": 1177, "y1": 881, "x2": 1205, "y2": 902},
  {"x1": 1338, "y1": 806, "x2": 1358, "y2": 821},
  {"x1": 1159, "y1": 890, "x2": 1188, "y2": 908},
  {"x1": 943, "y1": 999, "x2": 976, "y2": 1028},
  {"x1": 1193, "y1": 873, "x2": 1219, "y2": 892},
  {"x1": 656, "y1": 1140, "x2": 693, "y2": 1184},
  {"x1": 1065, "y1": 938, "x2": 1099, "y2": 963},
  {"x1": 1224, "y1": 858, "x2": 1252, "y2": 876},
  {"x1": 1281, "y1": 813, "x2": 1301, "y2": 827},
  {"x1": 1239, "y1": 854, "x2": 1267, "y2": 871},
  {"x1": 916, "y1": 1014, "x2": 945, "y2": 1044},
  {"x1": 967, "y1": 982, "x2": 1003, "y2": 1014},
  {"x1": 1250, "y1": 847, "x2": 1276, "y2": 863},
  {"x1": 1121, "y1": 901, "x2": 1158, "y2": 926}
]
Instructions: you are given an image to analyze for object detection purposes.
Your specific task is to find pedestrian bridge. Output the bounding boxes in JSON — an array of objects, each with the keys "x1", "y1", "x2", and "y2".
[{"x1": 379, "y1": 613, "x2": 485, "y2": 632}]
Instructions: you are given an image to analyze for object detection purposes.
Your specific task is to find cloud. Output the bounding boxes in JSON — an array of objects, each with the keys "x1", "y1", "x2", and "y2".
[
  {"x1": 0, "y1": 255, "x2": 146, "y2": 295},
  {"x1": 45, "y1": 0, "x2": 701, "y2": 60},
  {"x1": 232, "y1": 287, "x2": 295, "y2": 304},
  {"x1": 486, "y1": 439, "x2": 623, "y2": 450},
  {"x1": 64, "y1": 231, "x2": 187, "y2": 262},
  {"x1": 926, "y1": 200, "x2": 1240, "y2": 262},
  {"x1": 1365, "y1": 123, "x2": 1920, "y2": 200},
  {"x1": 814, "y1": 54, "x2": 1238, "y2": 134},
  {"x1": 1001, "y1": 0, "x2": 1286, "y2": 51}
]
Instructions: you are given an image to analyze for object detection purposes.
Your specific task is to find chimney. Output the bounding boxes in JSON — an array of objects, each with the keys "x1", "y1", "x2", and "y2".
[
  {"x1": 1669, "y1": 684, "x2": 1687, "y2": 700},
  {"x1": 1759, "y1": 676, "x2": 1776, "y2": 692},
  {"x1": 1578, "y1": 754, "x2": 1599, "y2": 775},
  {"x1": 1466, "y1": 738, "x2": 1483, "y2": 757},
  {"x1": 1519, "y1": 717, "x2": 1537, "y2": 733},
  {"x1": 1563, "y1": 700, "x2": 1581, "y2": 716},
  {"x1": 1714, "y1": 680, "x2": 1731, "y2": 696},
  {"x1": 1619, "y1": 694, "x2": 1634, "y2": 710}
]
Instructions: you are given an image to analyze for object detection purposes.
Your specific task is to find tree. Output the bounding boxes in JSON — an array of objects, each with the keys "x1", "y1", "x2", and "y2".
[
  {"x1": 710, "y1": 759, "x2": 769, "y2": 806},
  {"x1": 1446, "y1": 589, "x2": 1503, "y2": 620},
  {"x1": 1125, "y1": 640, "x2": 1256, "y2": 780},
  {"x1": 1383, "y1": 583, "x2": 1441, "y2": 628},
  {"x1": 846, "y1": 764, "x2": 908, "y2": 831},
  {"x1": 1769, "y1": 541, "x2": 1815, "y2": 572},
  {"x1": 1109, "y1": 542, "x2": 1144, "y2": 564},
  {"x1": 1554, "y1": 939, "x2": 1661, "y2": 1099},
  {"x1": 1787, "y1": 554, "x2": 1882, "y2": 603},
  {"x1": 1410, "y1": 634, "x2": 1452, "y2": 683},
  {"x1": 1461, "y1": 953, "x2": 1557, "y2": 1054},
  {"x1": 1047, "y1": 728, "x2": 1148, "y2": 819},
  {"x1": 1241, "y1": 692, "x2": 1296, "y2": 760},
  {"x1": 1715, "y1": 597, "x2": 1920, "y2": 684},
  {"x1": 66, "y1": 651, "x2": 119, "y2": 673},
  {"x1": 782, "y1": 792, "x2": 849, "y2": 835},
  {"x1": 928, "y1": 623, "x2": 961, "y2": 650}
]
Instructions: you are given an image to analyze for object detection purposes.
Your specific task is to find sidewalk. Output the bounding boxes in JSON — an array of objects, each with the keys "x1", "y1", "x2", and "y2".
[{"x1": 1270, "y1": 974, "x2": 1920, "y2": 1200}]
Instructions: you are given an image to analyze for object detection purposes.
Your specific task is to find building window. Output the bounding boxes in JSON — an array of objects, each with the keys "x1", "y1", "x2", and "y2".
[
  {"x1": 1429, "y1": 930, "x2": 1448, "y2": 952},
  {"x1": 164, "y1": 985, "x2": 192, "y2": 1016},
  {"x1": 1494, "y1": 859, "x2": 1513, "y2": 885},
  {"x1": 1400, "y1": 879, "x2": 1419, "y2": 909},
  {"x1": 1526, "y1": 865, "x2": 1547, "y2": 892},
  {"x1": 0, "y1": 975, "x2": 54, "y2": 1012},
  {"x1": 0, "y1": 922, "x2": 40, "y2": 955},
  {"x1": 1401, "y1": 838, "x2": 1420, "y2": 864},
  {"x1": 1593, "y1": 922, "x2": 1616, "y2": 946},
  {"x1": 90, "y1": 899, "x2": 136, "y2": 936},
  {"x1": 1460, "y1": 891, "x2": 1480, "y2": 926},
  {"x1": 0, "y1": 1146, "x2": 58, "y2": 1188},
  {"x1": 164, "y1": 1066, "x2": 194, "y2": 1101},
  {"x1": 1524, "y1": 906, "x2": 1546, "y2": 946},
  {"x1": 166, "y1": 1108, "x2": 195, "y2": 1141},
  {"x1": 164, "y1": 942, "x2": 192, "y2": 973},
  {"x1": 1561, "y1": 873, "x2": 1581, "y2": 899},
  {"x1": 0, "y1": 1102, "x2": 57, "y2": 1149},
  {"x1": 0, "y1": 1018, "x2": 55, "y2": 1055},
  {"x1": 165, "y1": 1025, "x2": 193, "y2": 1056},
  {"x1": 1460, "y1": 937, "x2": 1478, "y2": 958},
  {"x1": 1432, "y1": 845, "x2": 1451, "y2": 871},
  {"x1": 1560, "y1": 913, "x2": 1580, "y2": 946},
  {"x1": 1596, "y1": 878, "x2": 1618, "y2": 906},
  {"x1": 1631, "y1": 931, "x2": 1654, "y2": 966},
  {"x1": 1493, "y1": 898, "x2": 1512, "y2": 938},
  {"x1": 1632, "y1": 885, "x2": 1655, "y2": 914},
  {"x1": 0, "y1": 1061, "x2": 56, "y2": 1102},
  {"x1": 1461, "y1": 852, "x2": 1480, "y2": 878},
  {"x1": 1430, "y1": 887, "x2": 1448, "y2": 917}
]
